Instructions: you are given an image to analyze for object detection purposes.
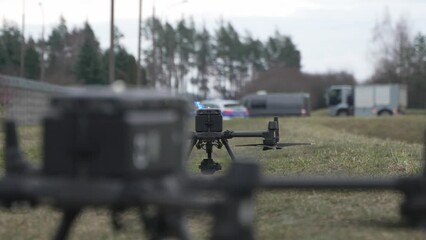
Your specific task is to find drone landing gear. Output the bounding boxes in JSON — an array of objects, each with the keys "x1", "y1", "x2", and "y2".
[
  {"x1": 199, "y1": 158, "x2": 222, "y2": 175},
  {"x1": 189, "y1": 138, "x2": 235, "y2": 175}
]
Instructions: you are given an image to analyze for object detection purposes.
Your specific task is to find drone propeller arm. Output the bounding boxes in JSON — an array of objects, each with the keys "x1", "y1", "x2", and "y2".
[
  {"x1": 224, "y1": 118, "x2": 280, "y2": 148},
  {"x1": 260, "y1": 176, "x2": 399, "y2": 190},
  {"x1": 259, "y1": 173, "x2": 426, "y2": 227},
  {"x1": 191, "y1": 131, "x2": 268, "y2": 141},
  {"x1": 224, "y1": 131, "x2": 267, "y2": 139}
]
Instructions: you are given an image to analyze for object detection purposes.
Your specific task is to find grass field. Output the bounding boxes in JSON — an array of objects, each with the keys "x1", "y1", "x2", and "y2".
[{"x1": 0, "y1": 114, "x2": 426, "y2": 239}]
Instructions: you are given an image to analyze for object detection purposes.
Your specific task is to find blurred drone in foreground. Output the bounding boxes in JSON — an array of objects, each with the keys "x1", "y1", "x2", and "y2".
[{"x1": 1, "y1": 88, "x2": 426, "y2": 240}]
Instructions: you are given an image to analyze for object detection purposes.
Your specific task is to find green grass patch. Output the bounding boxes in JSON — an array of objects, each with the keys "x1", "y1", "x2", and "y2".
[
  {"x1": 0, "y1": 117, "x2": 425, "y2": 239},
  {"x1": 405, "y1": 109, "x2": 426, "y2": 115},
  {"x1": 308, "y1": 116, "x2": 426, "y2": 144},
  {"x1": 310, "y1": 108, "x2": 329, "y2": 117},
  {"x1": 188, "y1": 117, "x2": 425, "y2": 239}
]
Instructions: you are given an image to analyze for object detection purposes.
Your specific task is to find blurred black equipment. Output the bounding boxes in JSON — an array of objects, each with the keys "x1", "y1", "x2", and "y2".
[{"x1": 1, "y1": 88, "x2": 426, "y2": 240}]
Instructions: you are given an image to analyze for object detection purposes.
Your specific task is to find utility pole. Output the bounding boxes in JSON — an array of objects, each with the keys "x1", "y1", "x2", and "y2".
[
  {"x1": 152, "y1": 4, "x2": 157, "y2": 88},
  {"x1": 136, "y1": 0, "x2": 143, "y2": 86},
  {"x1": 109, "y1": 0, "x2": 115, "y2": 84},
  {"x1": 39, "y1": 1, "x2": 45, "y2": 82},
  {"x1": 20, "y1": 0, "x2": 26, "y2": 77}
]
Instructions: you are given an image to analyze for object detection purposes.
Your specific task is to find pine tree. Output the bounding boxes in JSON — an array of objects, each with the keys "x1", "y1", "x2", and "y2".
[
  {"x1": 24, "y1": 38, "x2": 40, "y2": 79},
  {"x1": 264, "y1": 31, "x2": 301, "y2": 69},
  {"x1": 75, "y1": 22, "x2": 103, "y2": 85},
  {"x1": 143, "y1": 17, "x2": 165, "y2": 87},
  {"x1": 175, "y1": 18, "x2": 196, "y2": 92},
  {"x1": 214, "y1": 22, "x2": 245, "y2": 97},
  {"x1": 45, "y1": 16, "x2": 80, "y2": 84},
  {"x1": 162, "y1": 22, "x2": 177, "y2": 88},
  {"x1": 115, "y1": 46, "x2": 137, "y2": 85},
  {"x1": 194, "y1": 28, "x2": 212, "y2": 98},
  {"x1": 0, "y1": 21, "x2": 22, "y2": 75}
]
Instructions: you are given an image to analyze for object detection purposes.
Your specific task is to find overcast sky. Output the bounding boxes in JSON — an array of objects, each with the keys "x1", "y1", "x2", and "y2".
[{"x1": 1, "y1": 0, "x2": 426, "y2": 82}]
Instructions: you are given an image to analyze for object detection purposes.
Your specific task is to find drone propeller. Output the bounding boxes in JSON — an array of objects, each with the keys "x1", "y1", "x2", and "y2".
[{"x1": 236, "y1": 142, "x2": 311, "y2": 151}]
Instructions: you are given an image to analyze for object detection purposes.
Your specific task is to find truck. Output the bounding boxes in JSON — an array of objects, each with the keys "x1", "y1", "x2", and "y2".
[
  {"x1": 242, "y1": 92, "x2": 311, "y2": 117},
  {"x1": 325, "y1": 84, "x2": 407, "y2": 116}
]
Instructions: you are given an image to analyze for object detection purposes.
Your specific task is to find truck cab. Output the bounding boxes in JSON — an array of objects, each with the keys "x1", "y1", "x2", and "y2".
[{"x1": 325, "y1": 85, "x2": 354, "y2": 116}]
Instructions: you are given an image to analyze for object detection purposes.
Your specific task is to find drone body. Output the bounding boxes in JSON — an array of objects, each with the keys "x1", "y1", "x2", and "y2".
[{"x1": 189, "y1": 109, "x2": 310, "y2": 174}]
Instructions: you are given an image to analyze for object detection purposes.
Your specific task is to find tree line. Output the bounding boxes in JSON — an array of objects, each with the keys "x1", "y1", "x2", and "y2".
[
  {"x1": 1, "y1": 13, "x2": 424, "y2": 108},
  {"x1": 0, "y1": 16, "x2": 301, "y2": 99},
  {"x1": 0, "y1": 17, "x2": 137, "y2": 86},
  {"x1": 142, "y1": 18, "x2": 300, "y2": 98}
]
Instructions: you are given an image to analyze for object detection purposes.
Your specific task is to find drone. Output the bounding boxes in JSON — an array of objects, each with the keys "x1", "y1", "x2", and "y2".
[{"x1": 188, "y1": 109, "x2": 310, "y2": 174}]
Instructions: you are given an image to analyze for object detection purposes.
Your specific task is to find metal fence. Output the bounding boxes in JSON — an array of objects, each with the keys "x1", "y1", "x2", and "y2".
[{"x1": 0, "y1": 74, "x2": 67, "y2": 125}]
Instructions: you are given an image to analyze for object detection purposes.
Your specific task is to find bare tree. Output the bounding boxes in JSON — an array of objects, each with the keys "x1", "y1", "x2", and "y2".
[
  {"x1": 370, "y1": 10, "x2": 413, "y2": 84},
  {"x1": 369, "y1": 9, "x2": 426, "y2": 108}
]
